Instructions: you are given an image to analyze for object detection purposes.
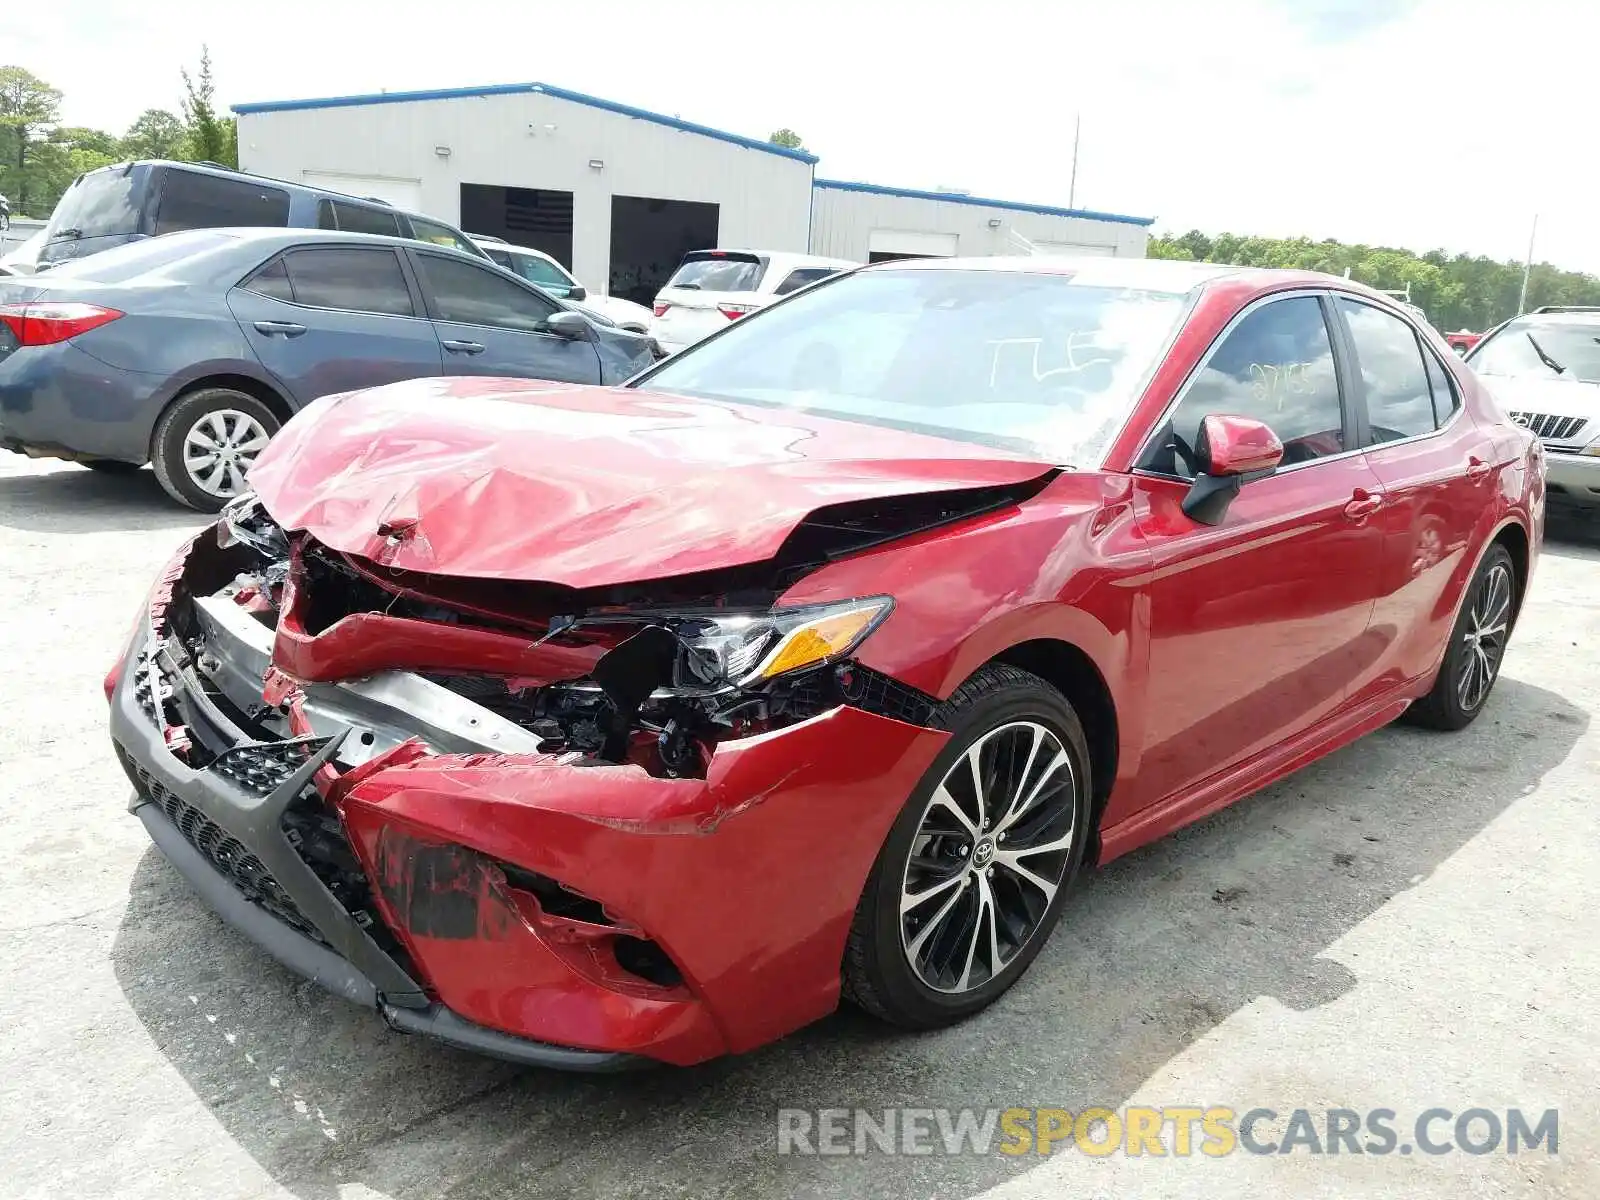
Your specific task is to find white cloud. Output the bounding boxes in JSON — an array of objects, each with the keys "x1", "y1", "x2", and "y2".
[{"x1": 24, "y1": 0, "x2": 1599, "y2": 271}]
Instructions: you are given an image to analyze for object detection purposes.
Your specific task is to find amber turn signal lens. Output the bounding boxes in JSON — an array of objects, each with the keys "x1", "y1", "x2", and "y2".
[{"x1": 754, "y1": 601, "x2": 892, "y2": 680}]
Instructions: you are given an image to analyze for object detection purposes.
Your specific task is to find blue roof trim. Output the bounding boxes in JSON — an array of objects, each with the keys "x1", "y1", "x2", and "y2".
[
  {"x1": 231, "y1": 82, "x2": 819, "y2": 164},
  {"x1": 813, "y1": 178, "x2": 1155, "y2": 227}
]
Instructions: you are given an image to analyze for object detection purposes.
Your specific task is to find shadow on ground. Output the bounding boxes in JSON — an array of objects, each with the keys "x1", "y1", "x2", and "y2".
[
  {"x1": 111, "y1": 677, "x2": 1585, "y2": 1200},
  {"x1": 0, "y1": 464, "x2": 203, "y2": 535},
  {"x1": 1543, "y1": 505, "x2": 1600, "y2": 559}
]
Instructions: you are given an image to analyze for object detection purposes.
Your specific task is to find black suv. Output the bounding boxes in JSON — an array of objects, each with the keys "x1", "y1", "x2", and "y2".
[{"x1": 38, "y1": 160, "x2": 486, "y2": 269}]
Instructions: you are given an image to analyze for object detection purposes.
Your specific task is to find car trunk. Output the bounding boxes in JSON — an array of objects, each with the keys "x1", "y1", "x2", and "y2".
[{"x1": 652, "y1": 251, "x2": 769, "y2": 349}]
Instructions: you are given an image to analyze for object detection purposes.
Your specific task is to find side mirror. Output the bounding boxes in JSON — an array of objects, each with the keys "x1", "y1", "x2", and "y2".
[
  {"x1": 1181, "y1": 413, "x2": 1283, "y2": 525},
  {"x1": 565, "y1": 285, "x2": 587, "y2": 301},
  {"x1": 543, "y1": 310, "x2": 594, "y2": 341}
]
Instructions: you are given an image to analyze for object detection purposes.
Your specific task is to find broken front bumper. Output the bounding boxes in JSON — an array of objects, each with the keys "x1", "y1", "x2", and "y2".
[{"x1": 109, "y1": 597, "x2": 949, "y2": 1066}]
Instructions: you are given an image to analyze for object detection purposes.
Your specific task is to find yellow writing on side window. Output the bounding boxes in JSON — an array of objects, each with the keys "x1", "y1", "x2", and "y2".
[{"x1": 1248, "y1": 361, "x2": 1319, "y2": 410}]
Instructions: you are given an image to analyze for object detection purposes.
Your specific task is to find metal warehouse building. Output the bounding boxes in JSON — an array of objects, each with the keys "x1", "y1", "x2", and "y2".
[{"x1": 233, "y1": 82, "x2": 1152, "y2": 305}]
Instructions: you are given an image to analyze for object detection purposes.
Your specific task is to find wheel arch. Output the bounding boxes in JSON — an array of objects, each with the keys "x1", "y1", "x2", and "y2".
[
  {"x1": 1490, "y1": 518, "x2": 1530, "y2": 626},
  {"x1": 980, "y1": 637, "x2": 1120, "y2": 863},
  {"x1": 147, "y1": 373, "x2": 294, "y2": 460}
]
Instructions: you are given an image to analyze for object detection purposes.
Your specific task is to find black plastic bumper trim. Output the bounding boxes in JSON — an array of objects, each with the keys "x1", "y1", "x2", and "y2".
[
  {"x1": 380, "y1": 1003, "x2": 645, "y2": 1072},
  {"x1": 136, "y1": 801, "x2": 378, "y2": 1008}
]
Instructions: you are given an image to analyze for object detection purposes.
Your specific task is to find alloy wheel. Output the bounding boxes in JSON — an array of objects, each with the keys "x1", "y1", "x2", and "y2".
[
  {"x1": 1457, "y1": 561, "x2": 1512, "y2": 713},
  {"x1": 183, "y1": 409, "x2": 272, "y2": 499},
  {"x1": 900, "y1": 721, "x2": 1079, "y2": 994}
]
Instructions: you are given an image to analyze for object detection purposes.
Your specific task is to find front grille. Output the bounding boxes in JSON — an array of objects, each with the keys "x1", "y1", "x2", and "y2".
[
  {"x1": 1510, "y1": 411, "x2": 1587, "y2": 441},
  {"x1": 124, "y1": 754, "x2": 326, "y2": 944}
]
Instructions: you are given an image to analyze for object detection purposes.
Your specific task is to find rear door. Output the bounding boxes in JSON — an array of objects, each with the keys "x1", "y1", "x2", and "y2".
[
  {"x1": 652, "y1": 251, "x2": 768, "y2": 349},
  {"x1": 1334, "y1": 296, "x2": 1502, "y2": 701},
  {"x1": 408, "y1": 250, "x2": 601, "y2": 384},
  {"x1": 227, "y1": 244, "x2": 443, "y2": 406}
]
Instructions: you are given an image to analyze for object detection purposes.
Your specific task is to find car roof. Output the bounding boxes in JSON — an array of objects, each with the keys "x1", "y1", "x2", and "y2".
[
  {"x1": 864, "y1": 255, "x2": 1403, "y2": 299},
  {"x1": 472, "y1": 238, "x2": 566, "y2": 265}
]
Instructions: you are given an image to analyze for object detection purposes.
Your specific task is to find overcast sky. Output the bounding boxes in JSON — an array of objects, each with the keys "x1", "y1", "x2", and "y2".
[{"x1": 18, "y1": 0, "x2": 1596, "y2": 272}]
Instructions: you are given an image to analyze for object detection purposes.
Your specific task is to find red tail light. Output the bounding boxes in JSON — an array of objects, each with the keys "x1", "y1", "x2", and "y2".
[
  {"x1": 0, "y1": 302, "x2": 124, "y2": 347},
  {"x1": 652, "y1": 302, "x2": 669, "y2": 318},
  {"x1": 718, "y1": 303, "x2": 756, "y2": 320}
]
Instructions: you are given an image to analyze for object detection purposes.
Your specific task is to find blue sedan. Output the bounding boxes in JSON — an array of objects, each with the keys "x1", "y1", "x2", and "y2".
[{"x1": 0, "y1": 228, "x2": 660, "y2": 510}]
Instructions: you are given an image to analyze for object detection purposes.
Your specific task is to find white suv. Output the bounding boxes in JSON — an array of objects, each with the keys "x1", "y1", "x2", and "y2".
[
  {"x1": 472, "y1": 238, "x2": 656, "y2": 333},
  {"x1": 651, "y1": 250, "x2": 858, "y2": 353}
]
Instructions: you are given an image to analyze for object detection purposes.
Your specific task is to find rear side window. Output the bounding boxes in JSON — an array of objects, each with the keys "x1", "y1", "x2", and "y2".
[
  {"x1": 268, "y1": 247, "x2": 415, "y2": 316},
  {"x1": 666, "y1": 254, "x2": 765, "y2": 293},
  {"x1": 1425, "y1": 349, "x2": 1461, "y2": 424},
  {"x1": 415, "y1": 253, "x2": 556, "y2": 332},
  {"x1": 773, "y1": 267, "x2": 838, "y2": 296},
  {"x1": 317, "y1": 199, "x2": 403, "y2": 237},
  {"x1": 1340, "y1": 299, "x2": 1436, "y2": 443},
  {"x1": 1151, "y1": 295, "x2": 1343, "y2": 475},
  {"x1": 154, "y1": 170, "x2": 291, "y2": 236}
]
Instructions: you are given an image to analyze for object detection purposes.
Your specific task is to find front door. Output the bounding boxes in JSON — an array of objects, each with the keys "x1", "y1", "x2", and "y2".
[
  {"x1": 1128, "y1": 293, "x2": 1388, "y2": 810},
  {"x1": 409, "y1": 250, "x2": 601, "y2": 385}
]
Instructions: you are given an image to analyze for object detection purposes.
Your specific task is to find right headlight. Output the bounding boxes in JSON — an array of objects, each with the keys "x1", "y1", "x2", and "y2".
[{"x1": 672, "y1": 597, "x2": 894, "y2": 688}]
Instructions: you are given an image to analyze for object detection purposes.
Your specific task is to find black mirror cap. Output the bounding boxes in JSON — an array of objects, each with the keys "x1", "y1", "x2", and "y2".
[
  {"x1": 545, "y1": 310, "x2": 595, "y2": 340},
  {"x1": 566, "y1": 285, "x2": 588, "y2": 301}
]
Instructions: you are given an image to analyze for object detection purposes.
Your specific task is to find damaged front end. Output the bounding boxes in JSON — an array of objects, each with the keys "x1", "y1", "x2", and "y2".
[{"x1": 108, "y1": 483, "x2": 1035, "y2": 1064}]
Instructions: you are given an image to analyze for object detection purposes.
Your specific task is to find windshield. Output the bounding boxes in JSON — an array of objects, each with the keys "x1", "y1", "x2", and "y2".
[
  {"x1": 1470, "y1": 319, "x2": 1600, "y2": 384},
  {"x1": 48, "y1": 167, "x2": 143, "y2": 239},
  {"x1": 635, "y1": 267, "x2": 1193, "y2": 464},
  {"x1": 666, "y1": 255, "x2": 765, "y2": 293}
]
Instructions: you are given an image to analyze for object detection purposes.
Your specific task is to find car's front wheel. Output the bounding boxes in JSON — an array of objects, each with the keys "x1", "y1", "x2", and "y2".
[
  {"x1": 150, "y1": 388, "x2": 280, "y2": 512},
  {"x1": 842, "y1": 664, "x2": 1093, "y2": 1029}
]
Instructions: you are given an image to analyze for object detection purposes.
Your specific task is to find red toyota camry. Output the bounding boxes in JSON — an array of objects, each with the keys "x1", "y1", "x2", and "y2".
[{"x1": 107, "y1": 257, "x2": 1542, "y2": 1069}]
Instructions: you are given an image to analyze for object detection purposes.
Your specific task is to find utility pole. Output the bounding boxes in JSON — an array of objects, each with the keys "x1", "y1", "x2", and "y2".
[
  {"x1": 1068, "y1": 115, "x2": 1081, "y2": 210},
  {"x1": 1517, "y1": 214, "x2": 1539, "y2": 314}
]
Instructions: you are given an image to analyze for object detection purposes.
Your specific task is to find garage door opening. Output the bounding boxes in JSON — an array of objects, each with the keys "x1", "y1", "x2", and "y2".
[
  {"x1": 609, "y1": 196, "x2": 719, "y2": 305},
  {"x1": 868, "y1": 229, "x2": 958, "y2": 264},
  {"x1": 460, "y1": 184, "x2": 574, "y2": 267}
]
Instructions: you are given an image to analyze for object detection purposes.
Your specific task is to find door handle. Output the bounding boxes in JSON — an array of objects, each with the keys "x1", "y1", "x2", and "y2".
[
  {"x1": 1343, "y1": 489, "x2": 1383, "y2": 520},
  {"x1": 1467, "y1": 454, "x2": 1493, "y2": 480},
  {"x1": 252, "y1": 320, "x2": 306, "y2": 337},
  {"x1": 442, "y1": 339, "x2": 485, "y2": 355}
]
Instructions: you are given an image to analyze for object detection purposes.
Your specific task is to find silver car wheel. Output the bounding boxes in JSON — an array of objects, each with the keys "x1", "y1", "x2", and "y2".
[
  {"x1": 182, "y1": 409, "x2": 272, "y2": 499},
  {"x1": 900, "y1": 720, "x2": 1078, "y2": 995},
  {"x1": 1457, "y1": 560, "x2": 1512, "y2": 712}
]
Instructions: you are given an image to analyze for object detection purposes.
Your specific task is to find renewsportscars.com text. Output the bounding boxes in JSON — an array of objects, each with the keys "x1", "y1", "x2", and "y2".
[{"x1": 776, "y1": 1106, "x2": 1559, "y2": 1157}]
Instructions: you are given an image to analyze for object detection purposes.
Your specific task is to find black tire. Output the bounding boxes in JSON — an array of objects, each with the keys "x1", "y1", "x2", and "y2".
[
  {"x1": 842, "y1": 664, "x2": 1093, "y2": 1029},
  {"x1": 1406, "y1": 544, "x2": 1516, "y2": 731},
  {"x1": 150, "y1": 388, "x2": 281, "y2": 513},
  {"x1": 81, "y1": 459, "x2": 143, "y2": 475}
]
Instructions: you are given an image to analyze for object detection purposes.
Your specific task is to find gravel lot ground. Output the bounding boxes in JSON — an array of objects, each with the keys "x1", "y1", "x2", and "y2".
[{"x1": 1, "y1": 456, "x2": 1595, "y2": 1200}]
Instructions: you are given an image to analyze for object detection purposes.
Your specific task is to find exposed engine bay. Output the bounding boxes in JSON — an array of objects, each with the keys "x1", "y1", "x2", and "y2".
[{"x1": 148, "y1": 480, "x2": 1050, "y2": 785}]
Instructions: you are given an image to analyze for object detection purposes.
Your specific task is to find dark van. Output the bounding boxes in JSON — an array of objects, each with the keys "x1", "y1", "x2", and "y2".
[{"x1": 37, "y1": 160, "x2": 486, "y2": 269}]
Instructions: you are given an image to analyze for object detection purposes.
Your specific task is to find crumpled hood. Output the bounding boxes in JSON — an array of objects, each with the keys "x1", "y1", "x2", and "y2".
[{"x1": 247, "y1": 376, "x2": 1054, "y2": 587}]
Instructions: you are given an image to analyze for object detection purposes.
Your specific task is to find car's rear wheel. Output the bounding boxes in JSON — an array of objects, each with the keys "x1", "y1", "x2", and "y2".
[
  {"x1": 1406, "y1": 543, "x2": 1516, "y2": 730},
  {"x1": 150, "y1": 388, "x2": 280, "y2": 512},
  {"x1": 842, "y1": 664, "x2": 1092, "y2": 1029}
]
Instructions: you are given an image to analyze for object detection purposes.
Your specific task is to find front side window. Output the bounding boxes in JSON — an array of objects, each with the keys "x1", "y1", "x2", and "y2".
[
  {"x1": 1150, "y1": 295, "x2": 1342, "y2": 475},
  {"x1": 281, "y1": 247, "x2": 414, "y2": 316},
  {"x1": 774, "y1": 267, "x2": 839, "y2": 296},
  {"x1": 154, "y1": 170, "x2": 291, "y2": 236},
  {"x1": 415, "y1": 254, "x2": 557, "y2": 332},
  {"x1": 1340, "y1": 298, "x2": 1436, "y2": 443},
  {"x1": 638, "y1": 267, "x2": 1192, "y2": 464},
  {"x1": 506, "y1": 251, "x2": 576, "y2": 295},
  {"x1": 1469, "y1": 318, "x2": 1600, "y2": 385}
]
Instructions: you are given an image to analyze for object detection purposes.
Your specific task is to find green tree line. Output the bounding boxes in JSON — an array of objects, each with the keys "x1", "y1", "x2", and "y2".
[
  {"x1": 1148, "y1": 229, "x2": 1600, "y2": 334},
  {"x1": 0, "y1": 50, "x2": 235, "y2": 218}
]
